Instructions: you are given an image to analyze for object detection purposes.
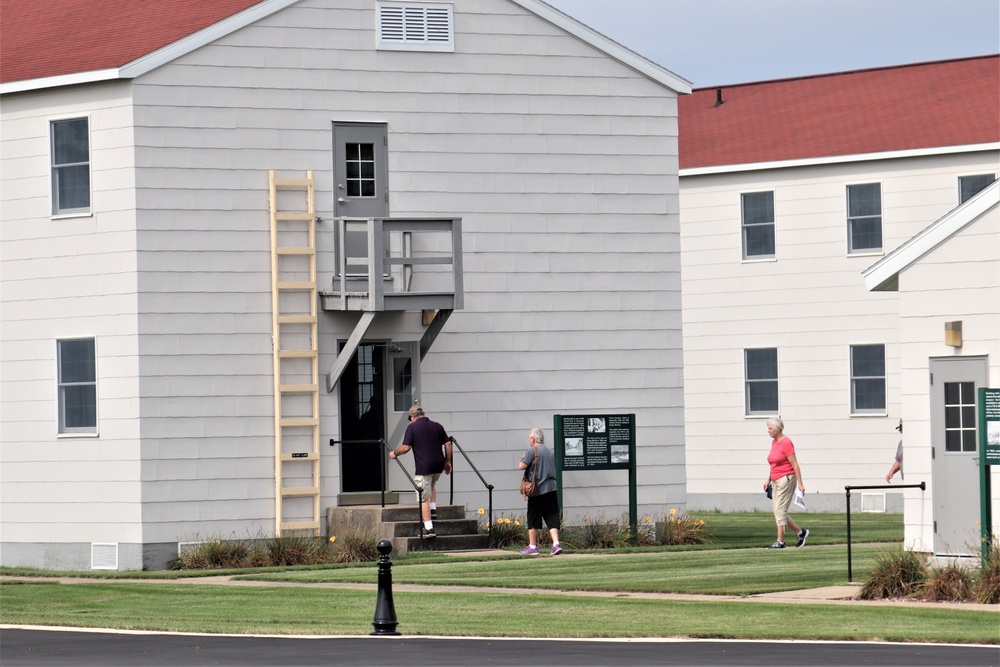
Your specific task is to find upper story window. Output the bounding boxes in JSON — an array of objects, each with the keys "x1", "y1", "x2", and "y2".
[
  {"x1": 377, "y1": 2, "x2": 454, "y2": 52},
  {"x1": 850, "y1": 344, "x2": 886, "y2": 414},
  {"x1": 741, "y1": 191, "x2": 775, "y2": 259},
  {"x1": 58, "y1": 337, "x2": 97, "y2": 434},
  {"x1": 959, "y1": 173, "x2": 996, "y2": 204},
  {"x1": 846, "y1": 183, "x2": 882, "y2": 254},
  {"x1": 745, "y1": 348, "x2": 778, "y2": 416},
  {"x1": 51, "y1": 117, "x2": 91, "y2": 215}
]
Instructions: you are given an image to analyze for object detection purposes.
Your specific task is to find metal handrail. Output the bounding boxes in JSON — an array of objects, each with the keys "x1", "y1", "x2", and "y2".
[
  {"x1": 330, "y1": 438, "x2": 426, "y2": 539},
  {"x1": 844, "y1": 482, "x2": 925, "y2": 581},
  {"x1": 448, "y1": 436, "x2": 495, "y2": 548}
]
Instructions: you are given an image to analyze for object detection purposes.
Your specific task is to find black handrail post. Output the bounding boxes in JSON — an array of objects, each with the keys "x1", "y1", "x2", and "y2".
[
  {"x1": 844, "y1": 482, "x2": 926, "y2": 583},
  {"x1": 845, "y1": 486, "x2": 853, "y2": 582},
  {"x1": 380, "y1": 438, "x2": 387, "y2": 508}
]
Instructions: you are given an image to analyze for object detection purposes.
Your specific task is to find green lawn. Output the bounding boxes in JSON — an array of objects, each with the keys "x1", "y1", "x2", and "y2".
[
  {"x1": 1, "y1": 579, "x2": 995, "y2": 643},
  {"x1": 3, "y1": 512, "x2": 995, "y2": 644}
]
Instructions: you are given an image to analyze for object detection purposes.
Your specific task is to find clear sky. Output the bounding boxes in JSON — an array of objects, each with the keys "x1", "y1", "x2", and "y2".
[{"x1": 544, "y1": 0, "x2": 1000, "y2": 88}]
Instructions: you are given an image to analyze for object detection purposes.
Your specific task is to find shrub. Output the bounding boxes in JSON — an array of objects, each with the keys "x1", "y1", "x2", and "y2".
[
  {"x1": 657, "y1": 509, "x2": 708, "y2": 546},
  {"x1": 332, "y1": 526, "x2": 379, "y2": 563},
  {"x1": 575, "y1": 515, "x2": 633, "y2": 550},
  {"x1": 976, "y1": 538, "x2": 1000, "y2": 604},
  {"x1": 920, "y1": 562, "x2": 975, "y2": 602},
  {"x1": 486, "y1": 514, "x2": 528, "y2": 548},
  {"x1": 856, "y1": 549, "x2": 927, "y2": 600}
]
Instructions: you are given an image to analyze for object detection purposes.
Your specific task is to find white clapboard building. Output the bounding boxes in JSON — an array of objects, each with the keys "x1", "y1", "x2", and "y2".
[
  {"x1": 679, "y1": 56, "x2": 999, "y2": 557},
  {"x1": 1, "y1": 0, "x2": 691, "y2": 569}
]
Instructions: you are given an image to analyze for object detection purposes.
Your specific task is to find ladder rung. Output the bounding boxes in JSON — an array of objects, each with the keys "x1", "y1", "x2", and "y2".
[
  {"x1": 281, "y1": 520, "x2": 320, "y2": 531},
  {"x1": 275, "y1": 212, "x2": 314, "y2": 221},
  {"x1": 277, "y1": 315, "x2": 316, "y2": 324},
  {"x1": 278, "y1": 349, "x2": 317, "y2": 358},
  {"x1": 280, "y1": 452, "x2": 318, "y2": 461},
  {"x1": 280, "y1": 383, "x2": 318, "y2": 394},
  {"x1": 280, "y1": 417, "x2": 319, "y2": 427},
  {"x1": 277, "y1": 247, "x2": 316, "y2": 255},
  {"x1": 273, "y1": 178, "x2": 313, "y2": 187},
  {"x1": 277, "y1": 281, "x2": 316, "y2": 290},
  {"x1": 281, "y1": 486, "x2": 320, "y2": 497}
]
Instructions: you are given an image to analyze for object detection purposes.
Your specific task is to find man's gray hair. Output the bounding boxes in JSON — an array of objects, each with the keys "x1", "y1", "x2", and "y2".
[{"x1": 529, "y1": 428, "x2": 544, "y2": 444}]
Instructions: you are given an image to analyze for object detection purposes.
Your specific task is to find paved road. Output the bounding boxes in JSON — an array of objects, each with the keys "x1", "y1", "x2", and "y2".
[{"x1": 3, "y1": 628, "x2": 997, "y2": 667}]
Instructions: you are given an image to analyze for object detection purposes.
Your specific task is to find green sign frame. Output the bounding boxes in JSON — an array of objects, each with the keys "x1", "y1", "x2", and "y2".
[
  {"x1": 980, "y1": 388, "x2": 998, "y2": 561},
  {"x1": 554, "y1": 414, "x2": 637, "y2": 544}
]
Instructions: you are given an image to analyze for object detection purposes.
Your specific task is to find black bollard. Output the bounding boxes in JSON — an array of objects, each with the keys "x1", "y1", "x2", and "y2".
[{"x1": 370, "y1": 539, "x2": 401, "y2": 636}]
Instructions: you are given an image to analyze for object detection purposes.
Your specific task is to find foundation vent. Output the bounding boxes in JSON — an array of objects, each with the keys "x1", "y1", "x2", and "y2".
[
  {"x1": 91, "y1": 542, "x2": 118, "y2": 570},
  {"x1": 861, "y1": 492, "x2": 886, "y2": 513}
]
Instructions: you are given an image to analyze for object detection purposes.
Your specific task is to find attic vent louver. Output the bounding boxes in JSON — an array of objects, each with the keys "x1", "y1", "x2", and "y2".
[{"x1": 377, "y1": 2, "x2": 454, "y2": 53}]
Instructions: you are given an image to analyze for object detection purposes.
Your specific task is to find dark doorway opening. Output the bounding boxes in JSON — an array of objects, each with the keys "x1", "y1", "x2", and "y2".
[{"x1": 339, "y1": 342, "x2": 386, "y2": 493}]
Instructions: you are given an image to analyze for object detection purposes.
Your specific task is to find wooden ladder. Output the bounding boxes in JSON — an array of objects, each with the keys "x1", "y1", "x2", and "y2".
[{"x1": 269, "y1": 170, "x2": 320, "y2": 536}]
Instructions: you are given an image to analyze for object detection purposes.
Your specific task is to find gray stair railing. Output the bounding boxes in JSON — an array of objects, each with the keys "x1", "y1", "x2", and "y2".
[
  {"x1": 844, "y1": 481, "x2": 925, "y2": 581},
  {"x1": 447, "y1": 436, "x2": 495, "y2": 548}
]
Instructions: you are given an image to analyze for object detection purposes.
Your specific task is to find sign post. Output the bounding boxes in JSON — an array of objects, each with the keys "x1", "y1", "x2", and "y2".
[
  {"x1": 554, "y1": 414, "x2": 637, "y2": 544},
  {"x1": 979, "y1": 388, "x2": 999, "y2": 562}
]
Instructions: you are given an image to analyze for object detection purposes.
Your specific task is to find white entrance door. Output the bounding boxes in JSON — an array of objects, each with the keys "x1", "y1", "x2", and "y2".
[{"x1": 929, "y1": 356, "x2": 988, "y2": 556}]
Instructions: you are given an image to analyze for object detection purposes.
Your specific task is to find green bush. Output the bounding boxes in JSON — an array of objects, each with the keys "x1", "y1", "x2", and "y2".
[
  {"x1": 657, "y1": 509, "x2": 708, "y2": 546},
  {"x1": 856, "y1": 549, "x2": 927, "y2": 600},
  {"x1": 331, "y1": 526, "x2": 378, "y2": 563},
  {"x1": 920, "y1": 562, "x2": 975, "y2": 602},
  {"x1": 976, "y1": 538, "x2": 1000, "y2": 604}
]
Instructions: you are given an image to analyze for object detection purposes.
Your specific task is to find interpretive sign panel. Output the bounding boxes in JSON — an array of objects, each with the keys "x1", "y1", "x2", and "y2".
[
  {"x1": 556, "y1": 414, "x2": 634, "y2": 471},
  {"x1": 982, "y1": 388, "x2": 1000, "y2": 466}
]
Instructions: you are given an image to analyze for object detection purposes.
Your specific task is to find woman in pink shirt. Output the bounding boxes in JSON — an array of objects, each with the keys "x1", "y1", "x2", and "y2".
[{"x1": 763, "y1": 417, "x2": 808, "y2": 549}]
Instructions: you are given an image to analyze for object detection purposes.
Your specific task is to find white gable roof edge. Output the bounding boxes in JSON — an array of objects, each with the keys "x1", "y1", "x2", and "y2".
[
  {"x1": 863, "y1": 179, "x2": 1000, "y2": 292},
  {"x1": 508, "y1": 0, "x2": 692, "y2": 94},
  {"x1": 119, "y1": 0, "x2": 303, "y2": 79},
  {"x1": 1, "y1": 0, "x2": 300, "y2": 95},
  {"x1": 3, "y1": 0, "x2": 693, "y2": 97},
  {"x1": 680, "y1": 143, "x2": 1000, "y2": 177}
]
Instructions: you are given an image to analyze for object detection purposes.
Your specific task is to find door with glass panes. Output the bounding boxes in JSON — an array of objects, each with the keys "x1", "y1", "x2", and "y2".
[
  {"x1": 333, "y1": 123, "x2": 388, "y2": 279},
  {"x1": 929, "y1": 356, "x2": 987, "y2": 556}
]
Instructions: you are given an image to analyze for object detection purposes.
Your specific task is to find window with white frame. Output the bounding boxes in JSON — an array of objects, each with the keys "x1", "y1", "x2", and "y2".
[
  {"x1": 377, "y1": 2, "x2": 454, "y2": 52},
  {"x1": 58, "y1": 338, "x2": 97, "y2": 433},
  {"x1": 51, "y1": 117, "x2": 91, "y2": 215},
  {"x1": 850, "y1": 344, "x2": 886, "y2": 414},
  {"x1": 745, "y1": 348, "x2": 778, "y2": 415},
  {"x1": 741, "y1": 191, "x2": 775, "y2": 259},
  {"x1": 959, "y1": 173, "x2": 996, "y2": 204},
  {"x1": 846, "y1": 183, "x2": 882, "y2": 254}
]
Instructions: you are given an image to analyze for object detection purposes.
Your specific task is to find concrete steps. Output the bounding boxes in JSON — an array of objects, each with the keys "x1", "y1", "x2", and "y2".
[{"x1": 327, "y1": 504, "x2": 491, "y2": 555}]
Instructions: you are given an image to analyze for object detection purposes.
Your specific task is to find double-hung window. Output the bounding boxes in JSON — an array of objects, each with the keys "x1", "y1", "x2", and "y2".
[
  {"x1": 745, "y1": 348, "x2": 778, "y2": 415},
  {"x1": 847, "y1": 183, "x2": 882, "y2": 253},
  {"x1": 741, "y1": 191, "x2": 775, "y2": 259},
  {"x1": 51, "y1": 117, "x2": 91, "y2": 215},
  {"x1": 959, "y1": 174, "x2": 996, "y2": 204},
  {"x1": 850, "y1": 344, "x2": 886, "y2": 414},
  {"x1": 58, "y1": 338, "x2": 97, "y2": 433}
]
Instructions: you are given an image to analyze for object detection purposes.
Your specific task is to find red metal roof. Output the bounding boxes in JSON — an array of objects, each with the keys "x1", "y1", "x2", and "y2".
[
  {"x1": 679, "y1": 56, "x2": 1000, "y2": 170},
  {"x1": 0, "y1": 0, "x2": 265, "y2": 84}
]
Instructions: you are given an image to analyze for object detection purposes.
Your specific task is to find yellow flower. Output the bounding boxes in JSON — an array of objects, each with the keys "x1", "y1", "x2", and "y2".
[
  {"x1": 698, "y1": 520, "x2": 705, "y2": 526},
  {"x1": 669, "y1": 508, "x2": 677, "y2": 515},
  {"x1": 477, "y1": 508, "x2": 485, "y2": 515},
  {"x1": 645, "y1": 517, "x2": 653, "y2": 523},
  {"x1": 514, "y1": 520, "x2": 521, "y2": 526},
  {"x1": 329, "y1": 536, "x2": 337, "y2": 543}
]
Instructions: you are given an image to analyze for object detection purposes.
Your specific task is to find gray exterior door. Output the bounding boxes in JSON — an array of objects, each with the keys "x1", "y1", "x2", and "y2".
[
  {"x1": 333, "y1": 123, "x2": 388, "y2": 278},
  {"x1": 929, "y1": 356, "x2": 988, "y2": 556}
]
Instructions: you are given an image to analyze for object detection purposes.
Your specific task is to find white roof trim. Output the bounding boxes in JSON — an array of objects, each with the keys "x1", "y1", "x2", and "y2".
[
  {"x1": 1, "y1": 0, "x2": 301, "y2": 95},
  {"x1": 3, "y1": 0, "x2": 691, "y2": 97},
  {"x1": 680, "y1": 143, "x2": 1000, "y2": 178},
  {"x1": 863, "y1": 179, "x2": 999, "y2": 292},
  {"x1": 507, "y1": 0, "x2": 692, "y2": 94}
]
